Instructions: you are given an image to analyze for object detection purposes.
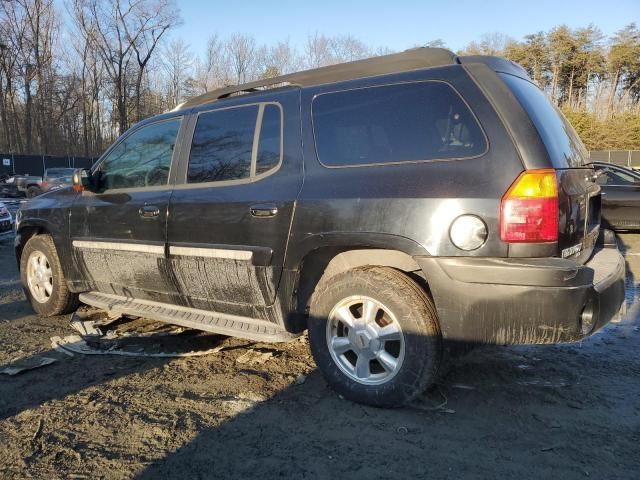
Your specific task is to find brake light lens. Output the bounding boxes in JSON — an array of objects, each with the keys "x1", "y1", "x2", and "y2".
[
  {"x1": 500, "y1": 169, "x2": 558, "y2": 242},
  {"x1": 40, "y1": 181, "x2": 48, "y2": 189}
]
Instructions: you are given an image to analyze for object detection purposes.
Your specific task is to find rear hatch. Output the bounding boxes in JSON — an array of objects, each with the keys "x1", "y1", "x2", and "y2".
[{"x1": 500, "y1": 73, "x2": 600, "y2": 264}]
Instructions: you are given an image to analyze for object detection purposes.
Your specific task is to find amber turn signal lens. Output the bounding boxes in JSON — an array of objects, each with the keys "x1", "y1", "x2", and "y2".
[{"x1": 505, "y1": 169, "x2": 557, "y2": 198}]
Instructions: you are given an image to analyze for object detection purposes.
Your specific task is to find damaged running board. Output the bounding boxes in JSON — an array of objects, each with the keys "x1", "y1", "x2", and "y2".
[{"x1": 78, "y1": 291, "x2": 300, "y2": 343}]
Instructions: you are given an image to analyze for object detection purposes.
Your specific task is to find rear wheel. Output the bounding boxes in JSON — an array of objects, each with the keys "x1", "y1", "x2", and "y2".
[
  {"x1": 20, "y1": 234, "x2": 79, "y2": 316},
  {"x1": 308, "y1": 266, "x2": 442, "y2": 407},
  {"x1": 26, "y1": 186, "x2": 41, "y2": 198}
]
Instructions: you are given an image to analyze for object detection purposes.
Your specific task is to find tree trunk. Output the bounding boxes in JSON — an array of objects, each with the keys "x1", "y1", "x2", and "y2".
[
  {"x1": 115, "y1": 75, "x2": 127, "y2": 136},
  {"x1": 24, "y1": 76, "x2": 33, "y2": 153},
  {"x1": 567, "y1": 67, "x2": 575, "y2": 108},
  {"x1": 551, "y1": 65, "x2": 559, "y2": 104},
  {"x1": 607, "y1": 69, "x2": 620, "y2": 117}
]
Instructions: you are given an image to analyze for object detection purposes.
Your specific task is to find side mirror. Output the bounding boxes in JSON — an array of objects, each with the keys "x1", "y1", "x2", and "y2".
[{"x1": 72, "y1": 168, "x2": 89, "y2": 192}]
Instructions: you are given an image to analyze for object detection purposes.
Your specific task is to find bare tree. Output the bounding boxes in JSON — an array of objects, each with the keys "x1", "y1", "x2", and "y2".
[
  {"x1": 161, "y1": 38, "x2": 193, "y2": 109},
  {"x1": 330, "y1": 35, "x2": 371, "y2": 62},
  {"x1": 226, "y1": 32, "x2": 257, "y2": 84},
  {"x1": 72, "y1": 0, "x2": 180, "y2": 134},
  {"x1": 203, "y1": 33, "x2": 231, "y2": 89},
  {"x1": 125, "y1": 0, "x2": 180, "y2": 121},
  {"x1": 262, "y1": 39, "x2": 301, "y2": 77},
  {"x1": 304, "y1": 31, "x2": 332, "y2": 68}
]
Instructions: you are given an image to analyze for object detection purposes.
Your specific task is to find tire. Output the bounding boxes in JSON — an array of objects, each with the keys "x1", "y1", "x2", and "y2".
[
  {"x1": 20, "y1": 234, "x2": 79, "y2": 317},
  {"x1": 27, "y1": 186, "x2": 41, "y2": 198},
  {"x1": 308, "y1": 266, "x2": 442, "y2": 407}
]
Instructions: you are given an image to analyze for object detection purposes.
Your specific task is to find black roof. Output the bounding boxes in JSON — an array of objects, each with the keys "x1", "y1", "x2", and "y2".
[
  {"x1": 179, "y1": 48, "x2": 458, "y2": 109},
  {"x1": 177, "y1": 47, "x2": 531, "y2": 110}
]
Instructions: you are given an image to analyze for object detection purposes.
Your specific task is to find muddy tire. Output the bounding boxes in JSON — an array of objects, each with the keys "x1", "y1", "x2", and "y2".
[
  {"x1": 20, "y1": 234, "x2": 79, "y2": 317},
  {"x1": 26, "y1": 186, "x2": 41, "y2": 198},
  {"x1": 308, "y1": 266, "x2": 442, "y2": 407}
]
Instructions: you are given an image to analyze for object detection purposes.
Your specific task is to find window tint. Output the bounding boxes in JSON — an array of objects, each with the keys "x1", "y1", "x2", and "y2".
[
  {"x1": 500, "y1": 73, "x2": 587, "y2": 168},
  {"x1": 312, "y1": 82, "x2": 486, "y2": 167},
  {"x1": 96, "y1": 119, "x2": 180, "y2": 191},
  {"x1": 256, "y1": 105, "x2": 282, "y2": 175},
  {"x1": 188, "y1": 106, "x2": 258, "y2": 183}
]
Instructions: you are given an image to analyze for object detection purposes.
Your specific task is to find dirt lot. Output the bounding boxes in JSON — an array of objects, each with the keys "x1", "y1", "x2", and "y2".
[{"x1": 1, "y1": 233, "x2": 639, "y2": 480}]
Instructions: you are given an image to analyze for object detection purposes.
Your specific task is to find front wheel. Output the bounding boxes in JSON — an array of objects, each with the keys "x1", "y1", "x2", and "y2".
[
  {"x1": 20, "y1": 234, "x2": 79, "y2": 316},
  {"x1": 308, "y1": 266, "x2": 442, "y2": 407}
]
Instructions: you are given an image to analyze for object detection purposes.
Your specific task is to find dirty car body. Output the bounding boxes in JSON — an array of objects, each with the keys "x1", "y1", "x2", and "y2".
[{"x1": 15, "y1": 48, "x2": 626, "y2": 406}]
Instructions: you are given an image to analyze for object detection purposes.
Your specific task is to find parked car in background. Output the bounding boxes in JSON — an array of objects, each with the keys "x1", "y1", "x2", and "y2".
[
  {"x1": 15, "y1": 174, "x2": 44, "y2": 198},
  {"x1": 591, "y1": 161, "x2": 640, "y2": 231},
  {"x1": 0, "y1": 201, "x2": 14, "y2": 238},
  {"x1": 0, "y1": 176, "x2": 22, "y2": 198},
  {"x1": 15, "y1": 48, "x2": 626, "y2": 407},
  {"x1": 40, "y1": 168, "x2": 75, "y2": 194}
]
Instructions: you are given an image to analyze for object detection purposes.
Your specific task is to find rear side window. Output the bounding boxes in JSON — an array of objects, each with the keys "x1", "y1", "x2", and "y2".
[
  {"x1": 312, "y1": 82, "x2": 486, "y2": 167},
  {"x1": 256, "y1": 105, "x2": 282, "y2": 175},
  {"x1": 500, "y1": 74, "x2": 587, "y2": 168},
  {"x1": 188, "y1": 106, "x2": 258, "y2": 183},
  {"x1": 187, "y1": 103, "x2": 282, "y2": 183}
]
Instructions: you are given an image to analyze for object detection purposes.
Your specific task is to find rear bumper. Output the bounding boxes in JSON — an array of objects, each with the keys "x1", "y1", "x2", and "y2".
[{"x1": 416, "y1": 232, "x2": 626, "y2": 345}]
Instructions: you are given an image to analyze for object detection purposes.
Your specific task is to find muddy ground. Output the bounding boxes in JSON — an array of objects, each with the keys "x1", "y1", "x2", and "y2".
[{"x1": 0, "y1": 231, "x2": 639, "y2": 479}]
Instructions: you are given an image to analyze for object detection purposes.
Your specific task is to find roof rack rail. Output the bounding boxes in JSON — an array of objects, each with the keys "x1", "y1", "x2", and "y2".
[{"x1": 179, "y1": 47, "x2": 458, "y2": 109}]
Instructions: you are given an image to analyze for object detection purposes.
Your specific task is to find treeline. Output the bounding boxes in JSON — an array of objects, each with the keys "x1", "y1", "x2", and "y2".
[
  {"x1": 0, "y1": 0, "x2": 639, "y2": 157},
  {"x1": 459, "y1": 26, "x2": 640, "y2": 150}
]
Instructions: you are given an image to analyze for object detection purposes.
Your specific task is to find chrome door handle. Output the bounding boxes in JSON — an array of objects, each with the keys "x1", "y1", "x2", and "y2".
[
  {"x1": 139, "y1": 205, "x2": 160, "y2": 218},
  {"x1": 250, "y1": 203, "x2": 278, "y2": 218}
]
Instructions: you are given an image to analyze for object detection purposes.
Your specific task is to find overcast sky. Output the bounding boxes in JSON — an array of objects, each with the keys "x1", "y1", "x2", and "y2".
[{"x1": 172, "y1": 0, "x2": 640, "y2": 56}]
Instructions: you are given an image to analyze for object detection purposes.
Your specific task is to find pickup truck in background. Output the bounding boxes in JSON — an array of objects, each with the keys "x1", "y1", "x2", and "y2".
[{"x1": 15, "y1": 174, "x2": 44, "y2": 198}]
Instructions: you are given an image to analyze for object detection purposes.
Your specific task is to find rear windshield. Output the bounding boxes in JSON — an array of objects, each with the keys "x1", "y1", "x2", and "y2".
[
  {"x1": 499, "y1": 73, "x2": 587, "y2": 168},
  {"x1": 312, "y1": 81, "x2": 487, "y2": 167}
]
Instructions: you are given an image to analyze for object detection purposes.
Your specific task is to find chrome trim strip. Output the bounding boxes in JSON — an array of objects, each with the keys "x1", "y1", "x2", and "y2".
[
  {"x1": 169, "y1": 245, "x2": 253, "y2": 260},
  {"x1": 72, "y1": 240, "x2": 165, "y2": 255}
]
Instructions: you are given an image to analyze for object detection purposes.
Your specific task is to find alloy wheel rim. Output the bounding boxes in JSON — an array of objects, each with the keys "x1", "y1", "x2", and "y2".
[
  {"x1": 326, "y1": 295, "x2": 405, "y2": 385},
  {"x1": 26, "y1": 250, "x2": 53, "y2": 303}
]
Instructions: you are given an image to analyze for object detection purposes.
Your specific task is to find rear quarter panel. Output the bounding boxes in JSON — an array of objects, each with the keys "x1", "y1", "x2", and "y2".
[{"x1": 287, "y1": 65, "x2": 525, "y2": 267}]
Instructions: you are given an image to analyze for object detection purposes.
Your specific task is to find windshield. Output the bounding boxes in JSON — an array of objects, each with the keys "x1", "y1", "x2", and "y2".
[{"x1": 500, "y1": 73, "x2": 588, "y2": 168}]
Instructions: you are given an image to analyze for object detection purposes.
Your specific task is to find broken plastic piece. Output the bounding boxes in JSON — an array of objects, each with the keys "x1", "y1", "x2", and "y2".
[
  {"x1": 51, "y1": 335, "x2": 225, "y2": 358},
  {"x1": 1, "y1": 355, "x2": 57, "y2": 375},
  {"x1": 236, "y1": 349, "x2": 274, "y2": 365}
]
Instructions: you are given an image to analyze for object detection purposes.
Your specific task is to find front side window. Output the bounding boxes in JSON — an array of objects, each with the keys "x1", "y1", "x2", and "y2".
[
  {"x1": 96, "y1": 119, "x2": 181, "y2": 191},
  {"x1": 312, "y1": 82, "x2": 486, "y2": 167}
]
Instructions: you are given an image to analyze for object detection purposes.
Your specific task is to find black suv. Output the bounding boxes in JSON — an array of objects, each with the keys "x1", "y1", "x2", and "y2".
[{"x1": 15, "y1": 48, "x2": 625, "y2": 407}]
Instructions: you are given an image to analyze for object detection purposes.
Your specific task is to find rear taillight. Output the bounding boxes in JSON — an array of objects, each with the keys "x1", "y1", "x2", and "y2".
[
  {"x1": 40, "y1": 181, "x2": 48, "y2": 189},
  {"x1": 500, "y1": 169, "x2": 558, "y2": 243}
]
